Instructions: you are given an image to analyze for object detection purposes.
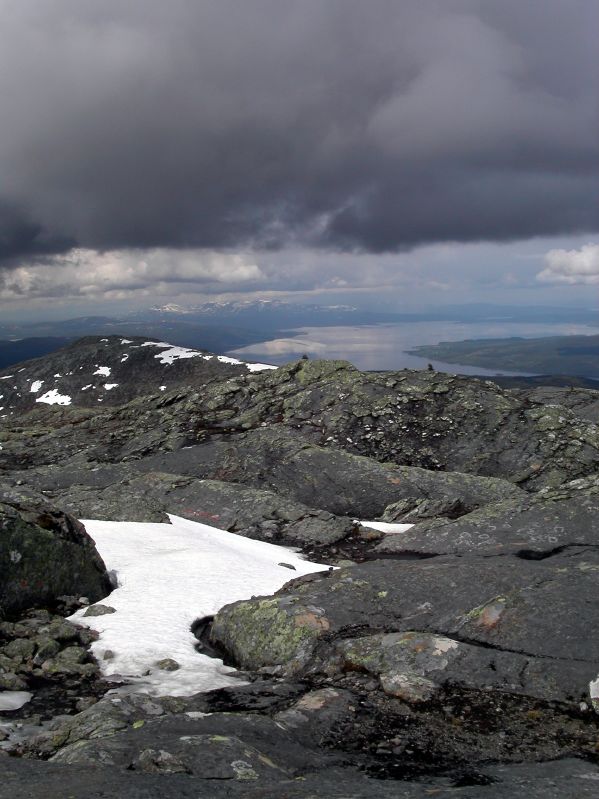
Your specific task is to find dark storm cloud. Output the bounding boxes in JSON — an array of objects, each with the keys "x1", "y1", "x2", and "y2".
[{"x1": 0, "y1": 0, "x2": 597, "y2": 264}]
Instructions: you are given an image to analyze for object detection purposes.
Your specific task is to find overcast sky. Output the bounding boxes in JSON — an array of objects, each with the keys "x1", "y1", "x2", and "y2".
[{"x1": 1, "y1": 0, "x2": 597, "y2": 318}]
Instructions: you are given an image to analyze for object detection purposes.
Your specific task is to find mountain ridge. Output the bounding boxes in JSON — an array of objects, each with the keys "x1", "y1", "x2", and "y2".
[{"x1": 2, "y1": 336, "x2": 599, "y2": 795}]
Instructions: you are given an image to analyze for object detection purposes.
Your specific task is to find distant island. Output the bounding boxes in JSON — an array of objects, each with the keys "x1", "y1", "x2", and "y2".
[{"x1": 408, "y1": 334, "x2": 599, "y2": 380}]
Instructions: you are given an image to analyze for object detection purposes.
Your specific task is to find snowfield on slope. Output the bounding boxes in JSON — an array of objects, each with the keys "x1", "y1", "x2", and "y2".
[
  {"x1": 70, "y1": 515, "x2": 329, "y2": 697},
  {"x1": 141, "y1": 340, "x2": 276, "y2": 371},
  {"x1": 357, "y1": 520, "x2": 415, "y2": 534}
]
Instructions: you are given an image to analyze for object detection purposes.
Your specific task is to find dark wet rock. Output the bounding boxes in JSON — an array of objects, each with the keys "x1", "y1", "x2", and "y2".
[
  {"x1": 24, "y1": 693, "x2": 167, "y2": 759},
  {"x1": 2, "y1": 638, "x2": 35, "y2": 662},
  {"x1": 43, "y1": 703, "x2": 347, "y2": 777},
  {"x1": 0, "y1": 609, "x2": 108, "y2": 747},
  {"x1": 187, "y1": 679, "x2": 306, "y2": 714},
  {"x1": 133, "y1": 747, "x2": 192, "y2": 774},
  {"x1": 0, "y1": 498, "x2": 111, "y2": 616},
  {"x1": 5, "y1": 710, "x2": 599, "y2": 797},
  {"x1": 3, "y1": 755, "x2": 599, "y2": 799},
  {"x1": 376, "y1": 472, "x2": 599, "y2": 557},
  {"x1": 211, "y1": 550, "x2": 599, "y2": 711},
  {"x1": 209, "y1": 551, "x2": 599, "y2": 770},
  {"x1": 6, "y1": 452, "x2": 520, "y2": 546}
]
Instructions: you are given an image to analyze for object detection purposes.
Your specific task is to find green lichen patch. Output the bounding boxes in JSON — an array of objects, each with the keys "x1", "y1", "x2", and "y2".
[{"x1": 210, "y1": 598, "x2": 328, "y2": 672}]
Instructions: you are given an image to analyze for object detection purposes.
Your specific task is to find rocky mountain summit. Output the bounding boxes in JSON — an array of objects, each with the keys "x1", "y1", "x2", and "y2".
[
  {"x1": 0, "y1": 335, "x2": 275, "y2": 415},
  {"x1": 1, "y1": 336, "x2": 599, "y2": 797}
]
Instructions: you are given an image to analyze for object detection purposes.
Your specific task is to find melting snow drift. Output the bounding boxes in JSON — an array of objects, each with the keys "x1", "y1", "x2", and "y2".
[
  {"x1": 0, "y1": 691, "x2": 32, "y2": 711},
  {"x1": 70, "y1": 515, "x2": 329, "y2": 697},
  {"x1": 35, "y1": 389, "x2": 72, "y2": 406},
  {"x1": 357, "y1": 520, "x2": 415, "y2": 534},
  {"x1": 141, "y1": 340, "x2": 276, "y2": 371}
]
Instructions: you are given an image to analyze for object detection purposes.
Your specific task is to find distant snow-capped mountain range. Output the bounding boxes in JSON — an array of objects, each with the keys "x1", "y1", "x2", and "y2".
[{"x1": 146, "y1": 300, "x2": 358, "y2": 315}]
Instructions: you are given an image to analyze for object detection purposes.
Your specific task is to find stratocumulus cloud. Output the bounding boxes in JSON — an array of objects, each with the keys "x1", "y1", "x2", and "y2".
[
  {"x1": 0, "y1": 0, "x2": 597, "y2": 271},
  {"x1": 0, "y1": 249, "x2": 263, "y2": 301},
  {"x1": 537, "y1": 243, "x2": 599, "y2": 285}
]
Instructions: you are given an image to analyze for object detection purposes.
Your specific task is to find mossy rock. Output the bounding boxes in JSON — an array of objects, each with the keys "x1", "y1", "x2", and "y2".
[{"x1": 0, "y1": 498, "x2": 111, "y2": 616}]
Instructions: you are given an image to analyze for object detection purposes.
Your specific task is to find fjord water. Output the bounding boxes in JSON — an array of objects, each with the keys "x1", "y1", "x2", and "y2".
[{"x1": 230, "y1": 320, "x2": 598, "y2": 374}]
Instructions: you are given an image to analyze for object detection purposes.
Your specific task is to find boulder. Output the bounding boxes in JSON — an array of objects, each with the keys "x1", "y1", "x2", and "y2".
[{"x1": 0, "y1": 499, "x2": 111, "y2": 616}]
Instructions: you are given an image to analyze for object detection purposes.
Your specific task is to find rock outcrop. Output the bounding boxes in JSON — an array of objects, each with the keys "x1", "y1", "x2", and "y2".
[
  {"x1": 3, "y1": 337, "x2": 599, "y2": 796},
  {"x1": 0, "y1": 498, "x2": 111, "y2": 616}
]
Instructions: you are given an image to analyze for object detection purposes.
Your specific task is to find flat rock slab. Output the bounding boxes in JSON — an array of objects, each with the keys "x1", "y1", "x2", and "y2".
[
  {"x1": 211, "y1": 550, "x2": 599, "y2": 708},
  {"x1": 376, "y1": 473, "x2": 599, "y2": 557},
  {"x1": 3, "y1": 751, "x2": 599, "y2": 798},
  {"x1": 47, "y1": 473, "x2": 356, "y2": 547},
  {"x1": 138, "y1": 428, "x2": 523, "y2": 518}
]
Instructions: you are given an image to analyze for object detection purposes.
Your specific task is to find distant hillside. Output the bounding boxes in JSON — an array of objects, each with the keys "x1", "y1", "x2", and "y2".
[
  {"x1": 0, "y1": 336, "x2": 275, "y2": 415},
  {"x1": 409, "y1": 334, "x2": 599, "y2": 379}
]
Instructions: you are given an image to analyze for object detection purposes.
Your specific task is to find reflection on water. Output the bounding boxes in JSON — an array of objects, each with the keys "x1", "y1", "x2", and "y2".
[{"x1": 228, "y1": 321, "x2": 599, "y2": 375}]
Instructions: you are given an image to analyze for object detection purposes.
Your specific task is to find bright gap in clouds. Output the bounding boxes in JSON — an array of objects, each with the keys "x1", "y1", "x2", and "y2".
[{"x1": 70, "y1": 515, "x2": 330, "y2": 697}]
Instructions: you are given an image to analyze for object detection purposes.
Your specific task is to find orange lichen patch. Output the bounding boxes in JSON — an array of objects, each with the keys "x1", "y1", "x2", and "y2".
[
  {"x1": 294, "y1": 611, "x2": 330, "y2": 632},
  {"x1": 463, "y1": 596, "x2": 508, "y2": 630},
  {"x1": 476, "y1": 599, "x2": 506, "y2": 629},
  {"x1": 295, "y1": 688, "x2": 340, "y2": 711}
]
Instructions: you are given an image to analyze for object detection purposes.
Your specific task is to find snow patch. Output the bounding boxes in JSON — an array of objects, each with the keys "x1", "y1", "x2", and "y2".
[
  {"x1": 590, "y1": 675, "x2": 599, "y2": 712},
  {"x1": 93, "y1": 366, "x2": 111, "y2": 377},
  {"x1": 120, "y1": 339, "x2": 133, "y2": 344},
  {"x1": 104, "y1": 383, "x2": 119, "y2": 391},
  {"x1": 217, "y1": 354, "x2": 277, "y2": 372},
  {"x1": 216, "y1": 354, "x2": 243, "y2": 365},
  {"x1": 0, "y1": 691, "x2": 32, "y2": 711},
  {"x1": 0, "y1": 375, "x2": 13, "y2": 380},
  {"x1": 245, "y1": 362, "x2": 278, "y2": 372},
  {"x1": 81, "y1": 384, "x2": 93, "y2": 391},
  {"x1": 71, "y1": 515, "x2": 329, "y2": 697},
  {"x1": 142, "y1": 342, "x2": 203, "y2": 365},
  {"x1": 29, "y1": 380, "x2": 44, "y2": 393},
  {"x1": 159, "y1": 385, "x2": 166, "y2": 391},
  {"x1": 141, "y1": 340, "x2": 275, "y2": 371},
  {"x1": 35, "y1": 389, "x2": 72, "y2": 406},
  {"x1": 120, "y1": 355, "x2": 129, "y2": 362},
  {"x1": 357, "y1": 520, "x2": 415, "y2": 534}
]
